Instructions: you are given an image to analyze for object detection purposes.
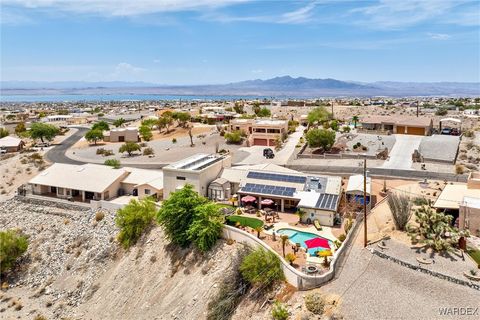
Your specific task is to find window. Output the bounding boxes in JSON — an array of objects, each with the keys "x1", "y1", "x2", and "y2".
[
  {"x1": 176, "y1": 176, "x2": 186, "y2": 180},
  {"x1": 145, "y1": 189, "x2": 151, "y2": 195}
]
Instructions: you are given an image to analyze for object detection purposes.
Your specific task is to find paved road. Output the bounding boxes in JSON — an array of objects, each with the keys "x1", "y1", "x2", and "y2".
[
  {"x1": 382, "y1": 134, "x2": 422, "y2": 169},
  {"x1": 45, "y1": 127, "x2": 88, "y2": 165}
]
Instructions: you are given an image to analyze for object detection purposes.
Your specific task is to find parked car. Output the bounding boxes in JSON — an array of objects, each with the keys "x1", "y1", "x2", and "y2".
[
  {"x1": 34, "y1": 142, "x2": 50, "y2": 148},
  {"x1": 263, "y1": 148, "x2": 275, "y2": 159},
  {"x1": 441, "y1": 128, "x2": 452, "y2": 135}
]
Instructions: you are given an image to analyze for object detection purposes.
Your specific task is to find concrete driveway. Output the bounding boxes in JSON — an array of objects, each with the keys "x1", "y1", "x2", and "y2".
[
  {"x1": 235, "y1": 126, "x2": 304, "y2": 165},
  {"x1": 381, "y1": 134, "x2": 423, "y2": 170}
]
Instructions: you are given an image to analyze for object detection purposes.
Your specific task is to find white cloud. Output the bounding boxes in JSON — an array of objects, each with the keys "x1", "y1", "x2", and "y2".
[
  {"x1": 427, "y1": 33, "x2": 451, "y2": 40},
  {"x1": 351, "y1": 0, "x2": 476, "y2": 29},
  {"x1": 251, "y1": 69, "x2": 263, "y2": 74},
  {"x1": 2, "y1": 0, "x2": 250, "y2": 17},
  {"x1": 0, "y1": 8, "x2": 34, "y2": 25},
  {"x1": 110, "y1": 62, "x2": 145, "y2": 78}
]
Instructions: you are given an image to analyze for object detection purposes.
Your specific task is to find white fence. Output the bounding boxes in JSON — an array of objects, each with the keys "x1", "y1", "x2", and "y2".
[
  {"x1": 222, "y1": 216, "x2": 361, "y2": 290},
  {"x1": 90, "y1": 199, "x2": 125, "y2": 211}
]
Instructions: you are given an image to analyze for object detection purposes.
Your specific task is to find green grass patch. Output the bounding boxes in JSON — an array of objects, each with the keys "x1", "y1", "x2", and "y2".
[
  {"x1": 227, "y1": 215, "x2": 264, "y2": 229},
  {"x1": 467, "y1": 248, "x2": 480, "y2": 267}
]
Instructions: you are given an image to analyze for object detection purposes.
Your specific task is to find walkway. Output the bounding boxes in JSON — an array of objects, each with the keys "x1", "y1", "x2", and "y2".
[{"x1": 381, "y1": 134, "x2": 422, "y2": 170}]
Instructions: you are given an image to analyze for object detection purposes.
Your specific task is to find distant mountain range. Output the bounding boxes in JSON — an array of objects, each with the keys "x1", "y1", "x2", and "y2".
[{"x1": 2, "y1": 76, "x2": 479, "y2": 97}]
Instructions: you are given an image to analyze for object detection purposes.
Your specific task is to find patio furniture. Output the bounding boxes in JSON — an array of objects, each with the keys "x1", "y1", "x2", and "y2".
[{"x1": 314, "y1": 220, "x2": 322, "y2": 231}]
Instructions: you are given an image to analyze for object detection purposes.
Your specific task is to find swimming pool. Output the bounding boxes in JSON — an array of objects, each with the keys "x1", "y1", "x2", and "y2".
[{"x1": 276, "y1": 228, "x2": 332, "y2": 255}]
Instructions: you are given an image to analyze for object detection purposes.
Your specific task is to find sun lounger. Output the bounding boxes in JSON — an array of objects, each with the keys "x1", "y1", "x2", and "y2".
[{"x1": 314, "y1": 220, "x2": 322, "y2": 231}]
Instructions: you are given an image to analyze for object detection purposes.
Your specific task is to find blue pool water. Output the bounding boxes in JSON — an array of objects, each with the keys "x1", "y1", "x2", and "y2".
[{"x1": 276, "y1": 228, "x2": 332, "y2": 255}]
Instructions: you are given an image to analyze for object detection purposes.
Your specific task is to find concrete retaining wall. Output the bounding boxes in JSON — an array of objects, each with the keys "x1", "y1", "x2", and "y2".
[{"x1": 222, "y1": 215, "x2": 361, "y2": 290}]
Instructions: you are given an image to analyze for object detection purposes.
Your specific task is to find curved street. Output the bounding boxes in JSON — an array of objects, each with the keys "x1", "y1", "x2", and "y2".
[{"x1": 45, "y1": 127, "x2": 88, "y2": 165}]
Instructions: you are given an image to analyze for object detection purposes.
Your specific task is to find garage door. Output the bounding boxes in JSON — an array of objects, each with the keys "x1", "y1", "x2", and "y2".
[
  {"x1": 406, "y1": 127, "x2": 425, "y2": 135},
  {"x1": 253, "y1": 138, "x2": 268, "y2": 146},
  {"x1": 396, "y1": 126, "x2": 405, "y2": 134},
  {"x1": 268, "y1": 139, "x2": 276, "y2": 146}
]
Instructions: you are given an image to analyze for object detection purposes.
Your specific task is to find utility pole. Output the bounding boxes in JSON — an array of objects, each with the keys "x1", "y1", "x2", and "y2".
[
  {"x1": 363, "y1": 157, "x2": 368, "y2": 247},
  {"x1": 416, "y1": 100, "x2": 419, "y2": 117},
  {"x1": 331, "y1": 100, "x2": 334, "y2": 118}
]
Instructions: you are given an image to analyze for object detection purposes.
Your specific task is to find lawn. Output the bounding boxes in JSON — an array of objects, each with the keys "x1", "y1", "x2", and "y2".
[
  {"x1": 226, "y1": 215, "x2": 264, "y2": 229},
  {"x1": 467, "y1": 247, "x2": 480, "y2": 267}
]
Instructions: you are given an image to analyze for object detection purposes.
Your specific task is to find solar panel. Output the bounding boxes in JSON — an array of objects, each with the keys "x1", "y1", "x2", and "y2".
[
  {"x1": 247, "y1": 171, "x2": 307, "y2": 184},
  {"x1": 240, "y1": 183, "x2": 296, "y2": 197},
  {"x1": 315, "y1": 194, "x2": 339, "y2": 211}
]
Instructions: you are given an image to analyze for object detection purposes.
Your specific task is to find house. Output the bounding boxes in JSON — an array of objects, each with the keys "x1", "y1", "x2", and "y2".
[
  {"x1": 0, "y1": 136, "x2": 25, "y2": 153},
  {"x1": 360, "y1": 115, "x2": 433, "y2": 136},
  {"x1": 103, "y1": 127, "x2": 139, "y2": 142},
  {"x1": 29, "y1": 163, "x2": 164, "y2": 204},
  {"x1": 162, "y1": 153, "x2": 232, "y2": 199},
  {"x1": 229, "y1": 119, "x2": 288, "y2": 146},
  {"x1": 433, "y1": 172, "x2": 480, "y2": 237},
  {"x1": 219, "y1": 163, "x2": 342, "y2": 226}
]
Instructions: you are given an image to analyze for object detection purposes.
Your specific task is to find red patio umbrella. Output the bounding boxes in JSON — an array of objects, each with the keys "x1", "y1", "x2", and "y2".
[
  {"x1": 304, "y1": 237, "x2": 330, "y2": 249},
  {"x1": 241, "y1": 195, "x2": 256, "y2": 203},
  {"x1": 260, "y1": 199, "x2": 274, "y2": 205}
]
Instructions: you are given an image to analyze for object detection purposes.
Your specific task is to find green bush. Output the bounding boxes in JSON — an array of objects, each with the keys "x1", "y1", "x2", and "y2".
[
  {"x1": 143, "y1": 147, "x2": 155, "y2": 156},
  {"x1": 115, "y1": 198, "x2": 156, "y2": 248},
  {"x1": 104, "y1": 159, "x2": 121, "y2": 169},
  {"x1": 338, "y1": 233, "x2": 346, "y2": 242},
  {"x1": 118, "y1": 142, "x2": 141, "y2": 157},
  {"x1": 224, "y1": 131, "x2": 242, "y2": 144},
  {"x1": 240, "y1": 247, "x2": 284, "y2": 287},
  {"x1": 187, "y1": 203, "x2": 224, "y2": 252},
  {"x1": 271, "y1": 301, "x2": 289, "y2": 320},
  {"x1": 0, "y1": 229, "x2": 28, "y2": 272},
  {"x1": 304, "y1": 292, "x2": 325, "y2": 315},
  {"x1": 157, "y1": 185, "x2": 208, "y2": 247}
]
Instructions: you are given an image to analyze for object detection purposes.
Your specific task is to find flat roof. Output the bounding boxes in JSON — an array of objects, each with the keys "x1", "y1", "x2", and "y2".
[
  {"x1": 29, "y1": 163, "x2": 127, "y2": 193},
  {"x1": 122, "y1": 167, "x2": 164, "y2": 189},
  {"x1": 361, "y1": 115, "x2": 432, "y2": 127},
  {"x1": 433, "y1": 184, "x2": 480, "y2": 210},
  {"x1": 0, "y1": 136, "x2": 23, "y2": 147},
  {"x1": 346, "y1": 175, "x2": 372, "y2": 195},
  {"x1": 166, "y1": 153, "x2": 225, "y2": 171}
]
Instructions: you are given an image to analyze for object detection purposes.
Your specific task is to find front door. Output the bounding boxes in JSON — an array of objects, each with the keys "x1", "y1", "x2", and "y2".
[{"x1": 119, "y1": 136, "x2": 125, "y2": 142}]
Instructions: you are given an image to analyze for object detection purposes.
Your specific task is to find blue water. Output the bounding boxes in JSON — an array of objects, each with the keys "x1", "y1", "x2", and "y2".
[
  {"x1": 276, "y1": 228, "x2": 332, "y2": 255},
  {"x1": 0, "y1": 94, "x2": 276, "y2": 103}
]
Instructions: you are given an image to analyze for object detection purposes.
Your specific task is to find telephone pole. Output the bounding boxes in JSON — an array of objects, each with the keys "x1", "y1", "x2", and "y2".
[{"x1": 363, "y1": 157, "x2": 368, "y2": 247}]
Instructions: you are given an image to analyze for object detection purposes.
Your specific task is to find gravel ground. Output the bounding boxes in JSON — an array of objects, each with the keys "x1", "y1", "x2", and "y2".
[
  {"x1": 316, "y1": 237, "x2": 480, "y2": 320},
  {"x1": 0, "y1": 198, "x2": 118, "y2": 319},
  {"x1": 373, "y1": 238, "x2": 477, "y2": 280}
]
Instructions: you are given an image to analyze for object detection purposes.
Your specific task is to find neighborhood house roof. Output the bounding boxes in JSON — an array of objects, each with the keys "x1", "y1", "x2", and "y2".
[
  {"x1": 122, "y1": 168, "x2": 164, "y2": 190},
  {"x1": 361, "y1": 115, "x2": 432, "y2": 127},
  {"x1": 29, "y1": 163, "x2": 127, "y2": 193},
  {"x1": 0, "y1": 136, "x2": 23, "y2": 147},
  {"x1": 296, "y1": 191, "x2": 340, "y2": 211},
  {"x1": 433, "y1": 184, "x2": 480, "y2": 210}
]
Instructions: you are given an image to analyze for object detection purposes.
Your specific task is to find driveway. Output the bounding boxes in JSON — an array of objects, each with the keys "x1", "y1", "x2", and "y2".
[
  {"x1": 381, "y1": 134, "x2": 423, "y2": 170},
  {"x1": 235, "y1": 126, "x2": 304, "y2": 166}
]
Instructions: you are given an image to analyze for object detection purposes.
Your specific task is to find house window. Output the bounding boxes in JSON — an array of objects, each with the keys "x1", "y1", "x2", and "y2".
[
  {"x1": 145, "y1": 189, "x2": 151, "y2": 195},
  {"x1": 176, "y1": 176, "x2": 186, "y2": 180}
]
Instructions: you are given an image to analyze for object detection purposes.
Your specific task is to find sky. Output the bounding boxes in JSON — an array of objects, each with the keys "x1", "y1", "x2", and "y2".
[{"x1": 1, "y1": 0, "x2": 479, "y2": 84}]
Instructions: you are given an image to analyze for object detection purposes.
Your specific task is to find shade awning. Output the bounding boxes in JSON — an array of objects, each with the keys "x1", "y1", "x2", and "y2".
[
  {"x1": 304, "y1": 237, "x2": 330, "y2": 249},
  {"x1": 241, "y1": 195, "x2": 257, "y2": 203}
]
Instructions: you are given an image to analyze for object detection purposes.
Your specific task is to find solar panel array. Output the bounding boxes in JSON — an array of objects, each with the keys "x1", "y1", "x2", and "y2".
[
  {"x1": 241, "y1": 183, "x2": 296, "y2": 197},
  {"x1": 315, "y1": 194, "x2": 339, "y2": 211},
  {"x1": 247, "y1": 171, "x2": 307, "y2": 184}
]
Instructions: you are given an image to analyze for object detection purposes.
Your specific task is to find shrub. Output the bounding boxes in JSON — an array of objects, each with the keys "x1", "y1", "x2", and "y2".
[
  {"x1": 285, "y1": 252, "x2": 296, "y2": 266},
  {"x1": 96, "y1": 148, "x2": 106, "y2": 155},
  {"x1": 413, "y1": 197, "x2": 429, "y2": 206},
  {"x1": 387, "y1": 192, "x2": 412, "y2": 231},
  {"x1": 304, "y1": 292, "x2": 325, "y2": 315},
  {"x1": 143, "y1": 147, "x2": 154, "y2": 156},
  {"x1": 157, "y1": 184, "x2": 208, "y2": 247},
  {"x1": 0, "y1": 229, "x2": 28, "y2": 272},
  {"x1": 104, "y1": 159, "x2": 121, "y2": 169},
  {"x1": 435, "y1": 107, "x2": 448, "y2": 116},
  {"x1": 337, "y1": 233, "x2": 346, "y2": 242},
  {"x1": 463, "y1": 130, "x2": 475, "y2": 138},
  {"x1": 343, "y1": 218, "x2": 353, "y2": 235},
  {"x1": 187, "y1": 203, "x2": 224, "y2": 252},
  {"x1": 172, "y1": 138, "x2": 177, "y2": 143},
  {"x1": 225, "y1": 131, "x2": 242, "y2": 144},
  {"x1": 95, "y1": 211, "x2": 105, "y2": 222},
  {"x1": 341, "y1": 126, "x2": 351, "y2": 133},
  {"x1": 115, "y1": 198, "x2": 156, "y2": 248},
  {"x1": 306, "y1": 128, "x2": 335, "y2": 151},
  {"x1": 455, "y1": 164, "x2": 465, "y2": 175},
  {"x1": 271, "y1": 301, "x2": 289, "y2": 320},
  {"x1": 240, "y1": 247, "x2": 284, "y2": 287}
]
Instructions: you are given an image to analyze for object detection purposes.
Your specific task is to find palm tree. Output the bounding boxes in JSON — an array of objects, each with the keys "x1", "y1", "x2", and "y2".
[
  {"x1": 352, "y1": 115, "x2": 359, "y2": 128},
  {"x1": 254, "y1": 226, "x2": 263, "y2": 239},
  {"x1": 280, "y1": 235, "x2": 289, "y2": 257},
  {"x1": 295, "y1": 208, "x2": 306, "y2": 223}
]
